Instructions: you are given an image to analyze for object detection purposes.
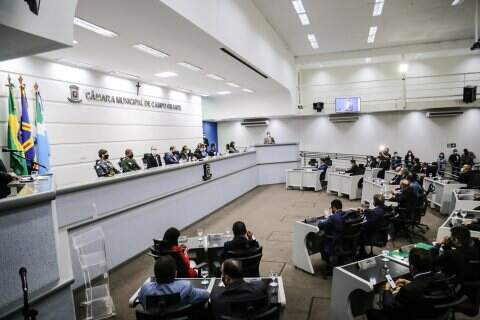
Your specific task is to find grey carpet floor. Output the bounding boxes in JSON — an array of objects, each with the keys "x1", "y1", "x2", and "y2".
[{"x1": 80, "y1": 184, "x2": 449, "y2": 320}]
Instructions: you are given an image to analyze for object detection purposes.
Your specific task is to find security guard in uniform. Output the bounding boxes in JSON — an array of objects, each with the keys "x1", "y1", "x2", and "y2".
[
  {"x1": 119, "y1": 149, "x2": 141, "y2": 173},
  {"x1": 94, "y1": 149, "x2": 120, "y2": 177}
]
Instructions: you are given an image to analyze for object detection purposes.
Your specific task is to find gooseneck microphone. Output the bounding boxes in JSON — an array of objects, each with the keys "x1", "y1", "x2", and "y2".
[
  {"x1": 19, "y1": 267, "x2": 38, "y2": 320},
  {"x1": 19, "y1": 267, "x2": 28, "y2": 292}
]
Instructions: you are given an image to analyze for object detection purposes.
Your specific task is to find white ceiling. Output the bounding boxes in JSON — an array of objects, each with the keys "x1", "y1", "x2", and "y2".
[
  {"x1": 38, "y1": 0, "x2": 284, "y2": 97},
  {"x1": 253, "y1": 0, "x2": 475, "y2": 57}
]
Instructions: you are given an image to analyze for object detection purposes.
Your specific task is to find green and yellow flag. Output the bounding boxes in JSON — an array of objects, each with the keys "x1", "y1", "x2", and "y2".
[{"x1": 7, "y1": 82, "x2": 28, "y2": 176}]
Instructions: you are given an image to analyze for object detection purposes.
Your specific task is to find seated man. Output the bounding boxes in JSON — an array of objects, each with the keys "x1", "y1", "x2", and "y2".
[
  {"x1": 367, "y1": 248, "x2": 443, "y2": 320},
  {"x1": 345, "y1": 159, "x2": 360, "y2": 175},
  {"x1": 119, "y1": 148, "x2": 141, "y2": 172},
  {"x1": 224, "y1": 221, "x2": 259, "y2": 255},
  {"x1": 317, "y1": 199, "x2": 357, "y2": 264},
  {"x1": 391, "y1": 152, "x2": 402, "y2": 170},
  {"x1": 359, "y1": 194, "x2": 386, "y2": 257},
  {"x1": 406, "y1": 173, "x2": 424, "y2": 199},
  {"x1": 432, "y1": 226, "x2": 479, "y2": 284},
  {"x1": 143, "y1": 146, "x2": 163, "y2": 168},
  {"x1": 94, "y1": 149, "x2": 120, "y2": 177},
  {"x1": 138, "y1": 255, "x2": 209, "y2": 309},
  {"x1": 390, "y1": 179, "x2": 417, "y2": 210},
  {"x1": 164, "y1": 146, "x2": 180, "y2": 165},
  {"x1": 193, "y1": 143, "x2": 206, "y2": 160},
  {"x1": 390, "y1": 168, "x2": 409, "y2": 185},
  {"x1": 210, "y1": 259, "x2": 268, "y2": 320}
]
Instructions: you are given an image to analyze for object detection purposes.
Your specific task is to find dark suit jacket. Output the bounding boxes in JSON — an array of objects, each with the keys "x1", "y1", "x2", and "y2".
[
  {"x1": 210, "y1": 280, "x2": 268, "y2": 320},
  {"x1": 143, "y1": 153, "x2": 162, "y2": 168},
  {"x1": 434, "y1": 245, "x2": 479, "y2": 283},
  {"x1": 164, "y1": 152, "x2": 179, "y2": 165},
  {"x1": 318, "y1": 211, "x2": 358, "y2": 254},
  {"x1": 394, "y1": 187, "x2": 417, "y2": 210},
  {"x1": 224, "y1": 236, "x2": 259, "y2": 255},
  {"x1": 382, "y1": 272, "x2": 441, "y2": 319},
  {"x1": 362, "y1": 206, "x2": 385, "y2": 233},
  {"x1": 0, "y1": 159, "x2": 13, "y2": 198}
]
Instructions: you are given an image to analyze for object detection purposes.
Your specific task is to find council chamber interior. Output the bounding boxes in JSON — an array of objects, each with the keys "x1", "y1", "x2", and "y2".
[{"x1": 1, "y1": 1, "x2": 480, "y2": 320}]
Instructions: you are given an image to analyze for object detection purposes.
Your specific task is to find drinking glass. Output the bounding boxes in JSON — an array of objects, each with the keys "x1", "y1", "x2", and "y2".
[
  {"x1": 225, "y1": 229, "x2": 231, "y2": 239},
  {"x1": 460, "y1": 210, "x2": 467, "y2": 219},
  {"x1": 197, "y1": 229, "x2": 204, "y2": 243},
  {"x1": 269, "y1": 271, "x2": 278, "y2": 287},
  {"x1": 381, "y1": 250, "x2": 390, "y2": 262},
  {"x1": 201, "y1": 268, "x2": 209, "y2": 285}
]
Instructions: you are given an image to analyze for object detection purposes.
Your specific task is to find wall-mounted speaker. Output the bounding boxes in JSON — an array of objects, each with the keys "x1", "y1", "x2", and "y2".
[
  {"x1": 463, "y1": 86, "x2": 477, "y2": 103},
  {"x1": 313, "y1": 102, "x2": 324, "y2": 112}
]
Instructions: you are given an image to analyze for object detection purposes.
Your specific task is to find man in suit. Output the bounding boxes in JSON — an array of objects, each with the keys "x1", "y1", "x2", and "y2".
[
  {"x1": 263, "y1": 131, "x2": 275, "y2": 144},
  {"x1": 461, "y1": 148, "x2": 476, "y2": 166},
  {"x1": 0, "y1": 158, "x2": 18, "y2": 198},
  {"x1": 391, "y1": 151, "x2": 402, "y2": 170},
  {"x1": 119, "y1": 149, "x2": 141, "y2": 173},
  {"x1": 449, "y1": 149, "x2": 461, "y2": 176},
  {"x1": 210, "y1": 259, "x2": 268, "y2": 320},
  {"x1": 224, "y1": 221, "x2": 259, "y2": 255},
  {"x1": 345, "y1": 159, "x2": 360, "y2": 175},
  {"x1": 433, "y1": 226, "x2": 479, "y2": 283},
  {"x1": 359, "y1": 194, "x2": 386, "y2": 257},
  {"x1": 390, "y1": 168, "x2": 409, "y2": 185},
  {"x1": 390, "y1": 179, "x2": 417, "y2": 209},
  {"x1": 367, "y1": 248, "x2": 443, "y2": 320},
  {"x1": 143, "y1": 146, "x2": 163, "y2": 169},
  {"x1": 164, "y1": 146, "x2": 179, "y2": 165},
  {"x1": 138, "y1": 255, "x2": 209, "y2": 309},
  {"x1": 318, "y1": 158, "x2": 329, "y2": 181},
  {"x1": 406, "y1": 173, "x2": 424, "y2": 199},
  {"x1": 94, "y1": 149, "x2": 120, "y2": 177}
]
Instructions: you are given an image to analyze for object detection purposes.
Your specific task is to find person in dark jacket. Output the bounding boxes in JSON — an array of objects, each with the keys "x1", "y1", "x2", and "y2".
[
  {"x1": 208, "y1": 143, "x2": 218, "y2": 157},
  {"x1": 0, "y1": 158, "x2": 18, "y2": 198},
  {"x1": 119, "y1": 148, "x2": 141, "y2": 172},
  {"x1": 94, "y1": 149, "x2": 120, "y2": 177},
  {"x1": 318, "y1": 158, "x2": 329, "y2": 181},
  {"x1": 411, "y1": 158, "x2": 421, "y2": 173},
  {"x1": 224, "y1": 221, "x2": 259, "y2": 255},
  {"x1": 210, "y1": 259, "x2": 268, "y2": 320},
  {"x1": 143, "y1": 146, "x2": 163, "y2": 168},
  {"x1": 164, "y1": 146, "x2": 179, "y2": 165},
  {"x1": 461, "y1": 148, "x2": 476, "y2": 166},
  {"x1": 404, "y1": 150, "x2": 415, "y2": 169},
  {"x1": 359, "y1": 194, "x2": 386, "y2": 257},
  {"x1": 390, "y1": 179, "x2": 418, "y2": 210},
  {"x1": 345, "y1": 159, "x2": 360, "y2": 175},
  {"x1": 193, "y1": 143, "x2": 207, "y2": 160},
  {"x1": 366, "y1": 156, "x2": 378, "y2": 169},
  {"x1": 406, "y1": 173, "x2": 424, "y2": 199},
  {"x1": 367, "y1": 248, "x2": 443, "y2": 320},
  {"x1": 449, "y1": 149, "x2": 461, "y2": 176},
  {"x1": 391, "y1": 151, "x2": 402, "y2": 170},
  {"x1": 390, "y1": 168, "x2": 409, "y2": 185}
]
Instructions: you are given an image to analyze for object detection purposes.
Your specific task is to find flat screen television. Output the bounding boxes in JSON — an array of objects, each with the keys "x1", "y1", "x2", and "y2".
[{"x1": 335, "y1": 97, "x2": 361, "y2": 113}]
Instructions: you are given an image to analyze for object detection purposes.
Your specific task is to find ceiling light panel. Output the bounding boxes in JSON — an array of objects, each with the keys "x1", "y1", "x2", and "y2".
[
  {"x1": 307, "y1": 33, "x2": 319, "y2": 49},
  {"x1": 367, "y1": 26, "x2": 378, "y2": 43},
  {"x1": 298, "y1": 13, "x2": 310, "y2": 25},
  {"x1": 57, "y1": 58, "x2": 94, "y2": 69},
  {"x1": 292, "y1": 0, "x2": 306, "y2": 14},
  {"x1": 372, "y1": 0, "x2": 384, "y2": 16},
  {"x1": 132, "y1": 43, "x2": 169, "y2": 58},
  {"x1": 177, "y1": 61, "x2": 202, "y2": 71},
  {"x1": 155, "y1": 71, "x2": 178, "y2": 78},
  {"x1": 226, "y1": 82, "x2": 240, "y2": 88},
  {"x1": 216, "y1": 91, "x2": 231, "y2": 95},
  {"x1": 206, "y1": 73, "x2": 225, "y2": 81},
  {"x1": 110, "y1": 71, "x2": 140, "y2": 79},
  {"x1": 73, "y1": 17, "x2": 118, "y2": 37},
  {"x1": 242, "y1": 88, "x2": 254, "y2": 93}
]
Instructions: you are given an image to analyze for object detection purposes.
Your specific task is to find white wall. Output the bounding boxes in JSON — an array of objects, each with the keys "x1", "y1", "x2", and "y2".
[
  {"x1": 160, "y1": 0, "x2": 297, "y2": 108},
  {"x1": 300, "y1": 54, "x2": 480, "y2": 115},
  {"x1": 218, "y1": 109, "x2": 480, "y2": 161},
  {"x1": 0, "y1": 57, "x2": 203, "y2": 186}
]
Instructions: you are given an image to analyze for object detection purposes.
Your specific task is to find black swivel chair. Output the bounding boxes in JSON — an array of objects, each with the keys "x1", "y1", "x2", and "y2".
[
  {"x1": 147, "y1": 240, "x2": 206, "y2": 278},
  {"x1": 329, "y1": 216, "x2": 364, "y2": 267},
  {"x1": 224, "y1": 247, "x2": 263, "y2": 278},
  {"x1": 219, "y1": 297, "x2": 279, "y2": 320},
  {"x1": 364, "y1": 213, "x2": 391, "y2": 257},
  {"x1": 134, "y1": 293, "x2": 191, "y2": 320},
  {"x1": 454, "y1": 260, "x2": 480, "y2": 318},
  {"x1": 420, "y1": 276, "x2": 468, "y2": 320}
]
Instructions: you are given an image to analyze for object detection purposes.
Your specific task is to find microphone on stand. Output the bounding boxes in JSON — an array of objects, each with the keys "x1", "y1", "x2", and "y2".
[
  {"x1": 19, "y1": 267, "x2": 28, "y2": 292},
  {"x1": 19, "y1": 267, "x2": 38, "y2": 320}
]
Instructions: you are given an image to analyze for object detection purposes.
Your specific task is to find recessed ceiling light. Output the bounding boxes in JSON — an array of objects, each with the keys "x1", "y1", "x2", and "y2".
[
  {"x1": 73, "y1": 17, "x2": 118, "y2": 37},
  {"x1": 154, "y1": 82, "x2": 167, "y2": 87},
  {"x1": 216, "y1": 91, "x2": 232, "y2": 95},
  {"x1": 179, "y1": 88, "x2": 191, "y2": 93},
  {"x1": 132, "y1": 43, "x2": 169, "y2": 58},
  {"x1": 242, "y1": 88, "x2": 254, "y2": 93},
  {"x1": 451, "y1": 0, "x2": 465, "y2": 6},
  {"x1": 372, "y1": 0, "x2": 384, "y2": 16},
  {"x1": 72, "y1": 40, "x2": 78, "y2": 45},
  {"x1": 365, "y1": 57, "x2": 372, "y2": 63},
  {"x1": 307, "y1": 33, "x2": 319, "y2": 49},
  {"x1": 177, "y1": 61, "x2": 202, "y2": 71},
  {"x1": 57, "y1": 58, "x2": 93, "y2": 69},
  {"x1": 110, "y1": 71, "x2": 140, "y2": 79},
  {"x1": 226, "y1": 82, "x2": 240, "y2": 88},
  {"x1": 367, "y1": 26, "x2": 378, "y2": 43},
  {"x1": 298, "y1": 13, "x2": 310, "y2": 25},
  {"x1": 292, "y1": 0, "x2": 306, "y2": 14},
  {"x1": 206, "y1": 73, "x2": 225, "y2": 81},
  {"x1": 398, "y1": 63, "x2": 409, "y2": 73},
  {"x1": 155, "y1": 72, "x2": 178, "y2": 78},
  {"x1": 199, "y1": 93, "x2": 210, "y2": 97}
]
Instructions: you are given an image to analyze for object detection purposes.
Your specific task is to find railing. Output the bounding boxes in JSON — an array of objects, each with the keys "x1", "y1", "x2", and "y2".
[{"x1": 299, "y1": 151, "x2": 369, "y2": 167}]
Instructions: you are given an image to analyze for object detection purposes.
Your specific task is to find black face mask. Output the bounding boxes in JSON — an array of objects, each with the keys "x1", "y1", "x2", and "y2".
[
  {"x1": 128, "y1": 154, "x2": 134, "y2": 159},
  {"x1": 103, "y1": 154, "x2": 109, "y2": 160}
]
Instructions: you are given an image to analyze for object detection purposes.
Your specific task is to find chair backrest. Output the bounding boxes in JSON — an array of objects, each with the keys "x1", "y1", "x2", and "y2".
[
  {"x1": 333, "y1": 216, "x2": 363, "y2": 259},
  {"x1": 225, "y1": 247, "x2": 263, "y2": 278},
  {"x1": 136, "y1": 308, "x2": 189, "y2": 320},
  {"x1": 145, "y1": 293, "x2": 182, "y2": 312},
  {"x1": 220, "y1": 297, "x2": 277, "y2": 320}
]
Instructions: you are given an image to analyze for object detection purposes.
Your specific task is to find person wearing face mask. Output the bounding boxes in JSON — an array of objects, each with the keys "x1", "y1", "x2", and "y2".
[
  {"x1": 404, "y1": 150, "x2": 415, "y2": 169},
  {"x1": 179, "y1": 145, "x2": 191, "y2": 161},
  {"x1": 208, "y1": 143, "x2": 218, "y2": 157},
  {"x1": 94, "y1": 149, "x2": 120, "y2": 177},
  {"x1": 436, "y1": 152, "x2": 447, "y2": 176},
  {"x1": 210, "y1": 259, "x2": 268, "y2": 320},
  {"x1": 193, "y1": 143, "x2": 206, "y2": 160},
  {"x1": 449, "y1": 149, "x2": 461, "y2": 176},
  {"x1": 143, "y1": 146, "x2": 163, "y2": 169},
  {"x1": 119, "y1": 148, "x2": 141, "y2": 173},
  {"x1": 164, "y1": 146, "x2": 180, "y2": 165},
  {"x1": 391, "y1": 151, "x2": 402, "y2": 170},
  {"x1": 263, "y1": 131, "x2": 275, "y2": 144}
]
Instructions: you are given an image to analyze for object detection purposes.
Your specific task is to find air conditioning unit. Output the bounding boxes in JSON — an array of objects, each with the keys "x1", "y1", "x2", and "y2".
[
  {"x1": 328, "y1": 115, "x2": 359, "y2": 123},
  {"x1": 426, "y1": 109, "x2": 464, "y2": 118},
  {"x1": 241, "y1": 118, "x2": 269, "y2": 127}
]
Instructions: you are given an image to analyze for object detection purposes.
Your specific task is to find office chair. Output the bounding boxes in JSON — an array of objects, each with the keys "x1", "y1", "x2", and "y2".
[
  {"x1": 453, "y1": 260, "x2": 480, "y2": 318},
  {"x1": 224, "y1": 247, "x2": 263, "y2": 278},
  {"x1": 364, "y1": 214, "x2": 391, "y2": 257},
  {"x1": 329, "y1": 216, "x2": 364, "y2": 267},
  {"x1": 147, "y1": 240, "x2": 207, "y2": 278},
  {"x1": 134, "y1": 293, "x2": 192, "y2": 320},
  {"x1": 219, "y1": 297, "x2": 279, "y2": 320}
]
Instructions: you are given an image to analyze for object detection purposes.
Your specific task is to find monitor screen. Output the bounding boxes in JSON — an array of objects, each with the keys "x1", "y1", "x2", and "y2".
[{"x1": 335, "y1": 97, "x2": 361, "y2": 113}]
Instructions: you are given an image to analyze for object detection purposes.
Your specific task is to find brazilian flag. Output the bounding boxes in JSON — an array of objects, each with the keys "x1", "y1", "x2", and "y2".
[{"x1": 7, "y1": 83, "x2": 28, "y2": 176}]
